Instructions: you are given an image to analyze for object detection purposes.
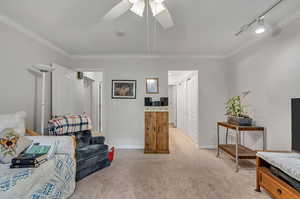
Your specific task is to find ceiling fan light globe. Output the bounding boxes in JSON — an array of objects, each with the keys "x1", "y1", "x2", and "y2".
[
  {"x1": 150, "y1": 1, "x2": 166, "y2": 16},
  {"x1": 128, "y1": 0, "x2": 139, "y2": 4},
  {"x1": 130, "y1": 0, "x2": 145, "y2": 17},
  {"x1": 154, "y1": 0, "x2": 165, "y2": 3}
]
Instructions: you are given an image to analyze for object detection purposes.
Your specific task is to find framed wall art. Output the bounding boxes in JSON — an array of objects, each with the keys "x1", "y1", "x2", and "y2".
[
  {"x1": 146, "y1": 78, "x2": 159, "y2": 94},
  {"x1": 112, "y1": 80, "x2": 136, "y2": 99}
]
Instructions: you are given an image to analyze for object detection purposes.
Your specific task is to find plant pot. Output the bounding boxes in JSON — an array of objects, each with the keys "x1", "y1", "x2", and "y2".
[{"x1": 227, "y1": 116, "x2": 253, "y2": 126}]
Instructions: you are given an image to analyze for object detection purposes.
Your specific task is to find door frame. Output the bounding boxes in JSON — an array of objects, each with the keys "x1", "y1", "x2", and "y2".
[{"x1": 168, "y1": 71, "x2": 199, "y2": 146}]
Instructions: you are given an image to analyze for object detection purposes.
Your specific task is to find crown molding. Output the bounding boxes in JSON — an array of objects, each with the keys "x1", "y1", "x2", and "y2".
[
  {"x1": 70, "y1": 53, "x2": 227, "y2": 60},
  {"x1": 0, "y1": 13, "x2": 70, "y2": 57}
]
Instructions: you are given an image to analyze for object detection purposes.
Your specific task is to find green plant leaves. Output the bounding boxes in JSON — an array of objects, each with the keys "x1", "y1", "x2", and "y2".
[{"x1": 225, "y1": 95, "x2": 249, "y2": 117}]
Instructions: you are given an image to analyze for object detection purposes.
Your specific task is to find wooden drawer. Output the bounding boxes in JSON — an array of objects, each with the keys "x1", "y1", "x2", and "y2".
[{"x1": 259, "y1": 168, "x2": 300, "y2": 199}]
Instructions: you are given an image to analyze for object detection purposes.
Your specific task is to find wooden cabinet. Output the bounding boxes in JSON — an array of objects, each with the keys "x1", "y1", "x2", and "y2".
[{"x1": 145, "y1": 112, "x2": 169, "y2": 154}]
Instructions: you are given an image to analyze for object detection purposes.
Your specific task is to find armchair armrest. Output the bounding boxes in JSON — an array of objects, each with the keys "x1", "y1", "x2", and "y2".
[
  {"x1": 26, "y1": 129, "x2": 40, "y2": 136},
  {"x1": 90, "y1": 136, "x2": 105, "y2": 145}
]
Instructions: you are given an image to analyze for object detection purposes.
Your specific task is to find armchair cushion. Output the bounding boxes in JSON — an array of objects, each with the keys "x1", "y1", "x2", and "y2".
[
  {"x1": 76, "y1": 144, "x2": 108, "y2": 160},
  {"x1": 77, "y1": 149, "x2": 108, "y2": 171},
  {"x1": 75, "y1": 130, "x2": 92, "y2": 148},
  {"x1": 90, "y1": 136, "x2": 105, "y2": 145}
]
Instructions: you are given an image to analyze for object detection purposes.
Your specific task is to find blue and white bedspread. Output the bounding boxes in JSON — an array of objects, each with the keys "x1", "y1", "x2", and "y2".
[{"x1": 0, "y1": 136, "x2": 76, "y2": 199}]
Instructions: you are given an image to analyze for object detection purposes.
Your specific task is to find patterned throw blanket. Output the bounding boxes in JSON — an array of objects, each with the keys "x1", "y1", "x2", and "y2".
[
  {"x1": 0, "y1": 136, "x2": 76, "y2": 199},
  {"x1": 48, "y1": 114, "x2": 92, "y2": 135}
]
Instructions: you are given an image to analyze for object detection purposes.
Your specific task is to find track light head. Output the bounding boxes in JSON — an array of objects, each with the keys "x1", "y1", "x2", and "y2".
[{"x1": 254, "y1": 18, "x2": 267, "y2": 34}]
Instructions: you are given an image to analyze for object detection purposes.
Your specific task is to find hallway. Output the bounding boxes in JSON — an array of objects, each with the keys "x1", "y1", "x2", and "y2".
[{"x1": 71, "y1": 127, "x2": 270, "y2": 199}]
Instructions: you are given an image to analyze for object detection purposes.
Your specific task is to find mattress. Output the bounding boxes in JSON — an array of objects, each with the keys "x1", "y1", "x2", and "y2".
[
  {"x1": 257, "y1": 152, "x2": 300, "y2": 182},
  {"x1": 270, "y1": 166, "x2": 300, "y2": 192}
]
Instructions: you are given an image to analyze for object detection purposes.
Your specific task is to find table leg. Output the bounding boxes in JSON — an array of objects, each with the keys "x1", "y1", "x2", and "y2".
[
  {"x1": 217, "y1": 124, "x2": 220, "y2": 157},
  {"x1": 235, "y1": 128, "x2": 239, "y2": 172},
  {"x1": 255, "y1": 157, "x2": 262, "y2": 192},
  {"x1": 225, "y1": 128, "x2": 229, "y2": 144},
  {"x1": 263, "y1": 128, "x2": 266, "y2": 151}
]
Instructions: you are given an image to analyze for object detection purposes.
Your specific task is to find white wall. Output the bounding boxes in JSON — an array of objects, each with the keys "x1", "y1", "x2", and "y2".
[
  {"x1": 0, "y1": 20, "x2": 70, "y2": 133},
  {"x1": 52, "y1": 64, "x2": 86, "y2": 117},
  {"x1": 71, "y1": 57, "x2": 229, "y2": 149},
  {"x1": 228, "y1": 18, "x2": 300, "y2": 150}
]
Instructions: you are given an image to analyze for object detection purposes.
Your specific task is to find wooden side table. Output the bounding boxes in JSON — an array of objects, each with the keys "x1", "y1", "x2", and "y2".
[{"x1": 216, "y1": 122, "x2": 265, "y2": 172}]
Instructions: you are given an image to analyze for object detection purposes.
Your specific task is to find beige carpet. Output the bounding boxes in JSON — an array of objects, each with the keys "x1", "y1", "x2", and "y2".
[{"x1": 70, "y1": 128, "x2": 271, "y2": 199}]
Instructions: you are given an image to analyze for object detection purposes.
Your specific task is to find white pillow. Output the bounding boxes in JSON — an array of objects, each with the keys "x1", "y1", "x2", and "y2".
[{"x1": 0, "y1": 111, "x2": 26, "y2": 136}]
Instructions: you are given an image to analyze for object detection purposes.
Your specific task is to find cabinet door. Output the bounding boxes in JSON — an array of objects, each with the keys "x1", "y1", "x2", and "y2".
[
  {"x1": 145, "y1": 112, "x2": 157, "y2": 153},
  {"x1": 156, "y1": 112, "x2": 169, "y2": 153}
]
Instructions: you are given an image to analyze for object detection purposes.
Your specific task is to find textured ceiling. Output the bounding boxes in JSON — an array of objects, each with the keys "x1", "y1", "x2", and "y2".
[{"x1": 0, "y1": 0, "x2": 299, "y2": 56}]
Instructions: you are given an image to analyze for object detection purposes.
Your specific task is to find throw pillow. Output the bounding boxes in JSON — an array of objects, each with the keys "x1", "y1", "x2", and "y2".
[
  {"x1": 0, "y1": 111, "x2": 26, "y2": 136},
  {"x1": 0, "y1": 128, "x2": 32, "y2": 164}
]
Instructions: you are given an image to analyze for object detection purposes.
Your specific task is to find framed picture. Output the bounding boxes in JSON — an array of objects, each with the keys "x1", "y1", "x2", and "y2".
[
  {"x1": 146, "y1": 78, "x2": 159, "y2": 94},
  {"x1": 112, "y1": 80, "x2": 136, "y2": 99}
]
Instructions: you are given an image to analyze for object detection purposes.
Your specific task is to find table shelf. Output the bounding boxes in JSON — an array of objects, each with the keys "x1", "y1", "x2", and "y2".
[{"x1": 219, "y1": 144, "x2": 256, "y2": 159}]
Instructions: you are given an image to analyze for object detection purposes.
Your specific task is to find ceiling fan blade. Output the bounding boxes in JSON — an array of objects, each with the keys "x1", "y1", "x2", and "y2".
[
  {"x1": 154, "y1": 8, "x2": 174, "y2": 29},
  {"x1": 103, "y1": 0, "x2": 132, "y2": 20},
  {"x1": 130, "y1": 0, "x2": 145, "y2": 17}
]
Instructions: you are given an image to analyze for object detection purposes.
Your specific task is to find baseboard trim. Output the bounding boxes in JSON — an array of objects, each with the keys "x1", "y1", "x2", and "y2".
[
  {"x1": 198, "y1": 145, "x2": 217, "y2": 150},
  {"x1": 115, "y1": 145, "x2": 144, "y2": 149}
]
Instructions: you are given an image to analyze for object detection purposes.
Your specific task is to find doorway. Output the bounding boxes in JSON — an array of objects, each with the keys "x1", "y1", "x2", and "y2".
[
  {"x1": 82, "y1": 72, "x2": 103, "y2": 132},
  {"x1": 168, "y1": 71, "x2": 199, "y2": 145}
]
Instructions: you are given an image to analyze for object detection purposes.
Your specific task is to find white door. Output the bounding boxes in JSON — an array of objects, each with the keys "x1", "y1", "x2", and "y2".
[
  {"x1": 168, "y1": 85, "x2": 174, "y2": 124},
  {"x1": 187, "y1": 73, "x2": 199, "y2": 144},
  {"x1": 172, "y1": 86, "x2": 177, "y2": 127},
  {"x1": 183, "y1": 80, "x2": 188, "y2": 132},
  {"x1": 168, "y1": 85, "x2": 177, "y2": 126},
  {"x1": 177, "y1": 82, "x2": 184, "y2": 130}
]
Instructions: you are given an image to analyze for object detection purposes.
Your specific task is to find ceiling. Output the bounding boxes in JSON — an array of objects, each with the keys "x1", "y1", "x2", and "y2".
[{"x1": 0, "y1": 0, "x2": 299, "y2": 57}]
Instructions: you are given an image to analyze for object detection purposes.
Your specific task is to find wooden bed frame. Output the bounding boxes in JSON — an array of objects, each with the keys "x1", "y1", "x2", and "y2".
[
  {"x1": 25, "y1": 129, "x2": 40, "y2": 136},
  {"x1": 256, "y1": 156, "x2": 300, "y2": 199}
]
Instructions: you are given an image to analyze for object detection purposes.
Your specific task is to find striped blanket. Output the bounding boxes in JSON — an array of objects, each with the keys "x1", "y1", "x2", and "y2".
[{"x1": 48, "y1": 114, "x2": 92, "y2": 135}]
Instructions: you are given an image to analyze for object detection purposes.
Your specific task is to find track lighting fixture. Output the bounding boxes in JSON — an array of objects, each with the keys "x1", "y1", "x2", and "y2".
[{"x1": 236, "y1": 0, "x2": 284, "y2": 36}]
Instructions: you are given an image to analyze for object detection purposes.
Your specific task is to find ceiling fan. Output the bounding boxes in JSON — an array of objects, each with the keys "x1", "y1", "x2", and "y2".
[{"x1": 103, "y1": 0, "x2": 174, "y2": 29}]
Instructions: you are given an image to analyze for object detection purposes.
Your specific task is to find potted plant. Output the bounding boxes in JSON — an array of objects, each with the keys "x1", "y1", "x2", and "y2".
[{"x1": 225, "y1": 91, "x2": 253, "y2": 126}]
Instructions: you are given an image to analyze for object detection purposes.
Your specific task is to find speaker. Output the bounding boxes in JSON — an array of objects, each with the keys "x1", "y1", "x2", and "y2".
[
  {"x1": 160, "y1": 97, "x2": 168, "y2": 106},
  {"x1": 144, "y1": 97, "x2": 152, "y2": 106}
]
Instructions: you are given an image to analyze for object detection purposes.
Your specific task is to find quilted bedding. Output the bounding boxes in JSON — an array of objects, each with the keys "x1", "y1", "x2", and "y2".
[{"x1": 0, "y1": 136, "x2": 76, "y2": 199}]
